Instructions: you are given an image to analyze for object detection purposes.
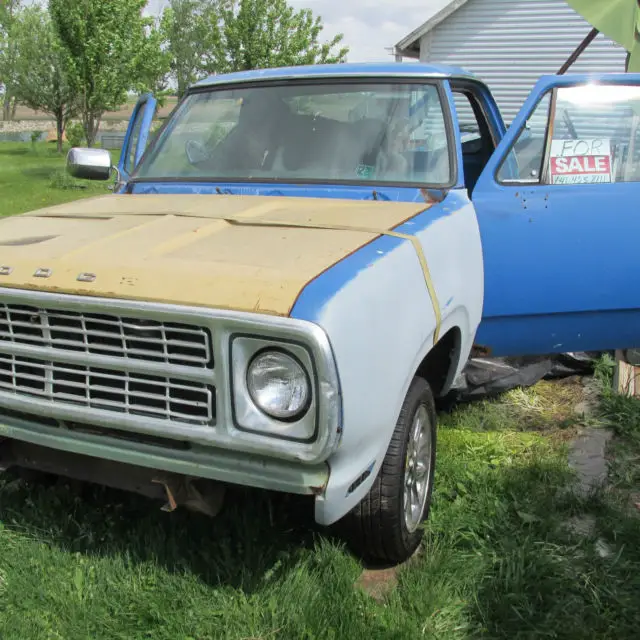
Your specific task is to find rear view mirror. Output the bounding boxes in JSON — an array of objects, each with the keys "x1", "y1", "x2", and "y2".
[{"x1": 67, "y1": 147, "x2": 113, "y2": 181}]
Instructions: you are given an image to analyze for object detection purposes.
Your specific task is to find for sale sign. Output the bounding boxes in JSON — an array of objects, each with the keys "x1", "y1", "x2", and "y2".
[{"x1": 549, "y1": 139, "x2": 612, "y2": 184}]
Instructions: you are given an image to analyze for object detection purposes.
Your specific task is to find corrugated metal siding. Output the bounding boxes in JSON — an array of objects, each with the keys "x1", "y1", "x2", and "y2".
[{"x1": 419, "y1": 0, "x2": 627, "y2": 124}]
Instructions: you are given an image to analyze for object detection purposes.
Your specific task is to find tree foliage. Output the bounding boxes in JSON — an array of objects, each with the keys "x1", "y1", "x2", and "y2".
[
  {"x1": 134, "y1": 16, "x2": 173, "y2": 107},
  {"x1": 49, "y1": 0, "x2": 168, "y2": 146},
  {"x1": 0, "y1": 0, "x2": 348, "y2": 144},
  {"x1": 161, "y1": 0, "x2": 349, "y2": 94},
  {"x1": 161, "y1": 0, "x2": 217, "y2": 98},
  {"x1": 12, "y1": 6, "x2": 77, "y2": 151},
  {"x1": 0, "y1": 0, "x2": 21, "y2": 120},
  {"x1": 208, "y1": 0, "x2": 349, "y2": 74}
]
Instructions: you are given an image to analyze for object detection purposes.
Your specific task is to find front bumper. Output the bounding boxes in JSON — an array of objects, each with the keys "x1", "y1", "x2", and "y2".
[{"x1": 0, "y1": 411, "x2": 329, "y2": 496}]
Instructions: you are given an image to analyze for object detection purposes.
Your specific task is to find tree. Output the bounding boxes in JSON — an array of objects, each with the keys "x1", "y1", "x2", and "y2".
[
  {"x1": 159, "y1": 0, "x2": 348, "y2": 97},
  {"x1": 12, "y1": 6, "x2": 77, "y2": 152},
  {"x1": 161, "y1": 0, "x2": 217, "y2": 98},
  {"x1": 133, "y1": 16, "x2": 172, "y2": 106},
  {"x1": 49, "y1": 0, "x2": 167, "y2": 146},
  {"x1": 206, "y1": 0, "x2": 349, "y2": 74},
  {"x1": 0, "y1": 0, "x2": 21, "y2": 121}
]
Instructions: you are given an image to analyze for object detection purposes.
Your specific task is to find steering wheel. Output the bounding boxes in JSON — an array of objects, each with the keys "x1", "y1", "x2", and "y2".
[{"x1": 185, "y1": 139, "x2": 211, "y2": 165}]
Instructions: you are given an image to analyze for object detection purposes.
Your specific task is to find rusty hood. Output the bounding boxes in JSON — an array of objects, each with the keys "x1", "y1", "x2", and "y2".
[{"x1": 0, "y1": 193, "x2": 429, "y2": 315}]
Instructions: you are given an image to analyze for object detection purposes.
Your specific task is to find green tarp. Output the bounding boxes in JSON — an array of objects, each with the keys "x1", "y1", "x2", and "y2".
[{"x1": 567, "y1": 0, "x2": 640, "y2": 71}]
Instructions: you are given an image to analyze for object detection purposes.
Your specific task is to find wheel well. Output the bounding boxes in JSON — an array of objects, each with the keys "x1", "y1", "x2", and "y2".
[{"x1": 415, "y1": 327, "x2": 462, "y2": 398}]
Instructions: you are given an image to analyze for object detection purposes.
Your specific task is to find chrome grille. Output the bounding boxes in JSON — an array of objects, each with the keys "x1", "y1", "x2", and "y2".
[
  {"x1": 0, "y1": 304, "x2": 212, "y2": 368},
  {"x1": 0, "y1": 302, "x2": 216, "y2": 426},
  {"x1": 0, "y1": 353, "x2": 214, "y2": 425}
]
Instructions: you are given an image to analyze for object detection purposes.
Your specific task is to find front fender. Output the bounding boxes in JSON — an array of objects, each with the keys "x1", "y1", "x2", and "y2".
[{"x1": 291, "y1": 190, "x2": 483, "y2": 525}]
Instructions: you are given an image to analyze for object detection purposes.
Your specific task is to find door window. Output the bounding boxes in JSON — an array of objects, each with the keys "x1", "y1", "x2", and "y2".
[
  {"x1": 497, "y1": 84, "x2": 640, "y2": 185},
  {"x1": 550, "y1": 85, "x2": 640, "y2": 184},
  {"x1": 117, "y1": 94, "x2": 157, "y2": 184},
  {"x1": 122, "y1": 106, "x2": 147, "y2": 176},
  {"x1": 497, "y1": 93, "x2": 552, "y2": 184}
]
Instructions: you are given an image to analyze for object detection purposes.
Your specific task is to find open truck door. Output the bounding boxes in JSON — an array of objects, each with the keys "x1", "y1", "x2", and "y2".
[
  {"x1": 116, "y1": 92, "x2": 157, "y2": 189},
  {"x1": 472, "y1": 73, "x2": 640, "y2": 357}
]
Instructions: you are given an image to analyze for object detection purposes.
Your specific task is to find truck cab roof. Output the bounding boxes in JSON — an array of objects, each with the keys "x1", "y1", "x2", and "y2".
[{"x1": 194, "y1": 62, "x2": 480, "y2": 88}]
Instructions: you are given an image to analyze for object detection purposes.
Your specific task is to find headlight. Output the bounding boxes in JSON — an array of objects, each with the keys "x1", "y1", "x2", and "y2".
[{"x1": 246, "y1": 350, "x2": 311, "y2": 420}]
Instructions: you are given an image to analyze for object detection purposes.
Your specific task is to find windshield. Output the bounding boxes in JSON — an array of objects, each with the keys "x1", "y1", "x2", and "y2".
[{"x1": 133, "y1": 81, "x2": 452, "y2": 186}]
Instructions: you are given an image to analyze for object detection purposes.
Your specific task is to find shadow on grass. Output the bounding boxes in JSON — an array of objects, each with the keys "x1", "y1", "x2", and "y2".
[
  {"x1": 0, "y1": 146, "x2": 31, "y2": 157},
  {"x1": 0, "y1": 471, "x2": 324, "y2": 592},
  {"x1": 21, "y1": 166, "x2": 56, "y2": 179},
  {"x1": 0, "y1": 472, "x2": 408, "y2": 638}
]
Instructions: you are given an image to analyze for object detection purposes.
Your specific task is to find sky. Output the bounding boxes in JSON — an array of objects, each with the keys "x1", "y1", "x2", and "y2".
[{"x1": 145, "y1": 0, "x2": 433, "y2": 62}]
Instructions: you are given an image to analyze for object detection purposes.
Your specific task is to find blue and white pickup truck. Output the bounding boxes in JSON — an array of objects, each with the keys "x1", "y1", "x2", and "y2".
[{"x1": 1, "y1": 63, "x2": 639, "y2": 564}]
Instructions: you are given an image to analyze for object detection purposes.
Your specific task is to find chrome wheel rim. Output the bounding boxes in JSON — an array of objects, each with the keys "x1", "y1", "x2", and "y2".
[{"x1": 403, "y1": 404, "x2": 432, "y2": 533}]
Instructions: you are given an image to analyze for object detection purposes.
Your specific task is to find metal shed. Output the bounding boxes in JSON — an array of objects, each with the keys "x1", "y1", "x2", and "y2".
[{"x1": 394, "y1": 0, "x2": 628, "y2": 124}]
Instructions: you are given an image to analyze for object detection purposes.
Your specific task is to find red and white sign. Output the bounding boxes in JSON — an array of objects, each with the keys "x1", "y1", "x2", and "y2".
[{"x1": 549, "y1": 139, "x2": 612, "y2": 184}]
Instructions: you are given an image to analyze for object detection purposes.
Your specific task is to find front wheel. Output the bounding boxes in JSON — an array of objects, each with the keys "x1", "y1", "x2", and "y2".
[{"x1": 339, "y1": 377, "x2": 437, "y2": 564}]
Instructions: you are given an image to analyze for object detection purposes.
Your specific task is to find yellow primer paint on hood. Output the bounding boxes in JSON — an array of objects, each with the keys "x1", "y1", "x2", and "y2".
[{"x1": 0, "y1": 194, "x2": 430, "y2": 315}]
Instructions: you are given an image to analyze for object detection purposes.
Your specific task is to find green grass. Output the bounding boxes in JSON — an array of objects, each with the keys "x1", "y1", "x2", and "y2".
[
  {"x1": 593, "y1": 356, "x2": 640, "y2": 506},
  {"x1": 1, "y1": 384, "x2": 639, "y2": 639},
  {"x1": 0, "y1": 142, "x2": 110, "y2": 217},
  {"x1": 1, "y1": 144, "x2": 639, "y2": 638}
]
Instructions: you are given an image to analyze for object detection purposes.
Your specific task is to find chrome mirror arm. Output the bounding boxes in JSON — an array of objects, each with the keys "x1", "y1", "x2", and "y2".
[{"x1": 110, "y1": 165, "x2": 124, "y2": 192}]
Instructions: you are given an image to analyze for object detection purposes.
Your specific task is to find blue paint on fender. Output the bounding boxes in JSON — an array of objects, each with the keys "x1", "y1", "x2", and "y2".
[{"x1": 290, "y1": 190, "x2": 469, "y2": 324}]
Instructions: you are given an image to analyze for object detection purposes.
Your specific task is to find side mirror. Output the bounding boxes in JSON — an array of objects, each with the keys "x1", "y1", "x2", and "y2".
[{"x1": 66, "y1": 147, "x2": 113, "y2": 181}]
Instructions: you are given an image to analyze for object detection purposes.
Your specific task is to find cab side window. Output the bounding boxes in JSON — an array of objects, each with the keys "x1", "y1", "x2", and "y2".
[{"x1": 452, "y1": 88, "x2": 497, "y2": 192}]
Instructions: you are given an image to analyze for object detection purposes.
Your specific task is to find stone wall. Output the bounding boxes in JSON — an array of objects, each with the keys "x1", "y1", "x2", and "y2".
[{"x1": 0, "y1": 120, "x2": 130, "y2": 134}]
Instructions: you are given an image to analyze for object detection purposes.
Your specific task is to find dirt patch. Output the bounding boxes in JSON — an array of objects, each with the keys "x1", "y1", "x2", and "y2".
[
  {"x1": 532, "y1": 377, "x2": 589, "y2": 427},
  {"x1": 355, "y1": 548, "x2": 422, "y2": 602},
  {"x1": 569, "y1": 427, "x2": 614, "y2": 496},
  {"x1": 355, "y1": 566, "x2": 399, "y2": 603},
  {"x1": 489, "y1": 376, "x2": 588, "y2": 438},
  {"x1": 518, "y1": 375, "x2": 603, "y2": 445},
  {"x1": 564, "y1": 513, "x2": 597, "y2": 537}
]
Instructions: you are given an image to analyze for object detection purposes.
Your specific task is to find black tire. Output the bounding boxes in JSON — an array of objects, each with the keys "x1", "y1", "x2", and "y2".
[{"x1": 338, "y1": 377, "x2": 437, "y2": 565}]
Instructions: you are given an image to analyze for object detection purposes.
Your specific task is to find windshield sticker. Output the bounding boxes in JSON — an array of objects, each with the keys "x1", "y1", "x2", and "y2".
[
  {"x1": 549, "y1": 139, "x2": 612, "y2": 184},
  {"x1": 356, "y1": 164, "x2": 375, "y2": 179}
]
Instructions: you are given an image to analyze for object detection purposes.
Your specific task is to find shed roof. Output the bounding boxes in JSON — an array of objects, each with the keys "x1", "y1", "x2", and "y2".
[{"x1": 395, "y1": 0, "x2": 472, "y2": 58}]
